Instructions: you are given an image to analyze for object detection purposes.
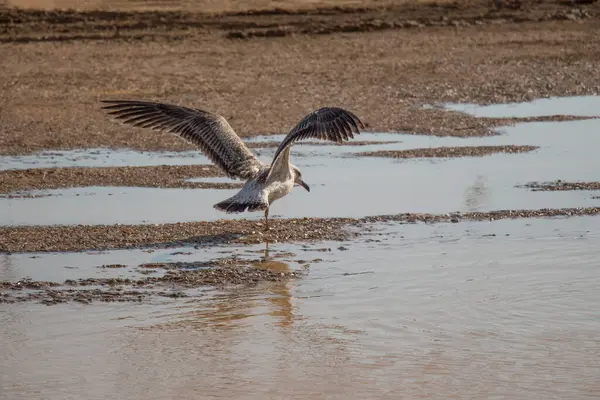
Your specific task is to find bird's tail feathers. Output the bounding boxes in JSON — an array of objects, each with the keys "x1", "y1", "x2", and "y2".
[{"x1": 214, "y1": 196, "x2": 268, "y2": 214}]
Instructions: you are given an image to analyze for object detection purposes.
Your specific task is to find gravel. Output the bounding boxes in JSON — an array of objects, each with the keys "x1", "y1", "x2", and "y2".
[
  {"x1": 356, "y1": 145, "x2": 539, "y2": 159},
  {"x1": 518, "y1": 180, "x2": 600, "y2": 191},
  {"x1": 0, "y1": 164, "x2": 240, "y2": 196},
  {"x1": 2, "y1": 207, "x2": 599, "y2": 253},
  {"x1": 2, "y1": 1, "x2": 600, "y2": 155}
]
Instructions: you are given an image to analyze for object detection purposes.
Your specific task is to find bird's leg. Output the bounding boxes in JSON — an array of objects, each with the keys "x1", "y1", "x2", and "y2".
[{"x1": 264, "y1": 207, "x2": 269, "y2": 232}]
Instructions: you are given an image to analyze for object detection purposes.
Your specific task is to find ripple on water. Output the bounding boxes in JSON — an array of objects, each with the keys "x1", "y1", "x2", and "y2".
[{"x1": 2, "y1": 217, "x2": 600, "y2": 398}]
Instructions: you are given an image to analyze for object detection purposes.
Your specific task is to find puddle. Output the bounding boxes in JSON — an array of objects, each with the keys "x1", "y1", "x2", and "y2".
[
  {"x1": 2, "y1": 117, "x2": 600, "y2": 226},
  {"x1": 0, "y1": 148, "x2": 205, "y2": 171},
  {"x1": 1, "y1": 247, "x2": 185, "y2": 283},
  {"x1": 0, "y1": 186, "x2": 251, "y2": 225},
  {"x1": 0, "y1": 243, "x2": 318, "y2": 283},
  {"x1": 443, "y1": 95, "x2": 600, "y2": 118},
  {"x1": 0, "y1": 133, "x2": 401, "y2": 171},
  {"x1": 2, "y1": 216, "x2": 599, "y2": 398}
]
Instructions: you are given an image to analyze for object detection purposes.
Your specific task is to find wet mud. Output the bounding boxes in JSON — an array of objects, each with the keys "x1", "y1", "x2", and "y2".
[
  {"x1": 245, "y1": 140, "x2": 402, "y2": 148},
  {"x1": 356, "y1": 145, "x2": 539, "y2": 159},
  {"x1": 2, "y1": 207, "x2": 600, "y2": 253},
  {"x1": 519, "y1": 180, "x2": 600, "y2": 191},
  {"x1": 1, "y1": 261, "x2": 302, "y2": 304},
  {"x1": 3, "y1": 2, "x2": 600, "y2": 155},
  {"x1": 0, "y1": 164, "x2": 241, "y2": 196},
  {"x1": 2, "y1": 0, "x2": 598, "y2": 43},
  {"x1": 0, "y1": 244, "x2": 316, "y2": 304}
]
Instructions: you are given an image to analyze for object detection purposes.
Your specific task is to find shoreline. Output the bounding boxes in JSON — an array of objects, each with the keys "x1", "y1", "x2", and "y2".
[
  {"x1": 2, "y1": 207, "x2": 599, "y2": 253},
  {"x1": 2, "y1": 2, "x2": 600, "y2": 154}
]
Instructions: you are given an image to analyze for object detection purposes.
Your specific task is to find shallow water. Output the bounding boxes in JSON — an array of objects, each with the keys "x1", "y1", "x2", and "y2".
[
  {"x1": 0, "y1": 133, "x2": 401, "y2": 171},
  {"x1": 443, "y1": 95, "x2": 600, "y2": 118},
  {"x1": 2, "y1": 118, "x2": 600, "y2": 226},
  {"x1": 2, "y1": 216, "x2": 599, "y2": 399},
  {"x1": 0, "y1": 243, "x2": 314, "y2": 283},
  {"x1": 0, "y1": 148, "x2": 205, "y2": 171}
]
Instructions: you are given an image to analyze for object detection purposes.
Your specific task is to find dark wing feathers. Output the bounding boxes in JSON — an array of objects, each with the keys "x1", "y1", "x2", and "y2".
[
  {"x1": 101, "y1": 100, "x2": 265, "y2": 180},
  {"x1": 271, "y1": 107, "x2": 364, "y2": 165}
]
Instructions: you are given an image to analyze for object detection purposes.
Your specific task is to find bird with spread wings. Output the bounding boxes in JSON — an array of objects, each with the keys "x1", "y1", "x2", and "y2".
[{"x1": 101, "y1": 100, "x2": 364, "y2": 230}]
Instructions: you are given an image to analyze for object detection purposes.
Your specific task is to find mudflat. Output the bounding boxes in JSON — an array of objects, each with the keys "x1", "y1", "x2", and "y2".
[
  {"x1": 3, "y1": 4, "x2": 600, "y2": 398},
  {"x1": 2, "y1": 0, "x2": 600, "y2": 155}
]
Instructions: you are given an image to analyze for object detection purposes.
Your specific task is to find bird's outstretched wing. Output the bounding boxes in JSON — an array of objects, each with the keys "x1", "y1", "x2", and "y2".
[
  {"x1": 270, "y1": 107, "x2": 364, "y2": 167},
  {"x1": 101, "y1": 100, "x2": 266, "y2": 180}
]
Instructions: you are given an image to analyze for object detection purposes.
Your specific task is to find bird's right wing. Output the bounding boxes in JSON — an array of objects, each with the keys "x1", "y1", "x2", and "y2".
[{"x1": 101, "y1": 100, "x2": 266, "y2": 180}]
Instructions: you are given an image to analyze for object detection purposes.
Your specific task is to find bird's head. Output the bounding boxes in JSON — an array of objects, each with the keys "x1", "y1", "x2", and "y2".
[{"x1": 291, "y1": 165, "x2": 310, "y2": 192}]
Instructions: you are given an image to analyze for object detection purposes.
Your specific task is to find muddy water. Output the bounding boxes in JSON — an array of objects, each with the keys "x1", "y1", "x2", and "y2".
[{"x1": 2, "y1": 216, "x2": 600, "y2": 399}]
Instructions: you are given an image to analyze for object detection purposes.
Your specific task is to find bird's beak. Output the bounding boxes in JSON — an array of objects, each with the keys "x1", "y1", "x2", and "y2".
[{"x1": 298, "y1": 179, "x2": 310, "y2": 192}]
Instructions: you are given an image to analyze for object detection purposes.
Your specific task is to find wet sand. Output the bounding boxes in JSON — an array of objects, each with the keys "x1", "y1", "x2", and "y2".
[
  {"x1": 520, "y1": 180, "x2": 600, "y2": 191},
  {"x1": 2, "y1": 207, "x2": 600, "y2": 252},
  {"x1": 1, "y1": 262, "x2": 302, "y2": 305},
  {"x1": 245, "y1": 140, "x2": 403, "y2": 148},
  {"x1": 0, "y1": 164, "x2": 241, "y2": 195},
  {"x1": 357, "y1": 145, "x2": 538, "y2": 159},
  {"x1": 2, "y1": 1, "x2": 600, "y2": 155}
]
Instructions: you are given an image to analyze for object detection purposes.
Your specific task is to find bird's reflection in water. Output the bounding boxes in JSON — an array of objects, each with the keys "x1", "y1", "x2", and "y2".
[
  {"x1": 251, "y1": 239, "x2": 294, "y2": 328},
  {"x1": 464, "y1": 175, "x2": 489, "y2": 212},
  {"x1": 0, "y1": 252, "x2": 16, "y2": 281},
  {"x1": 159, "y1": 239, "x2": 294, "y2": 330}
]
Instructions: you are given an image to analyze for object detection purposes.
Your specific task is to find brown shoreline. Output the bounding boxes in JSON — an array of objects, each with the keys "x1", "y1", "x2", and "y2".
[
  {"x1": 2, "y1": 207, "x2": 599, "y2": 253},
  {"x1": 3, "y1": 1, "x2": 598, "y2": 42},
  {"x1": 357, "y1": 145, "x2": 539, "y2": 159},
  {"x1": 0, "y1": 262, "x2": 303, "y2": 305},
  {"x1": 2, "y1": 1, "x2": 600, "y2": 155},
  {"x1": 0, "y1": 165, "x2": 241, "y2": 195},
  {"x1": 519, "y1": 180, "x2": 600, "y2": 191}
]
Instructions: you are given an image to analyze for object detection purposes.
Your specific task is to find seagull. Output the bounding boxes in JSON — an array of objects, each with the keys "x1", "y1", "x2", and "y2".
[{"x1": 101, "y1": 100, "x2": 364, "y2": 230}]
